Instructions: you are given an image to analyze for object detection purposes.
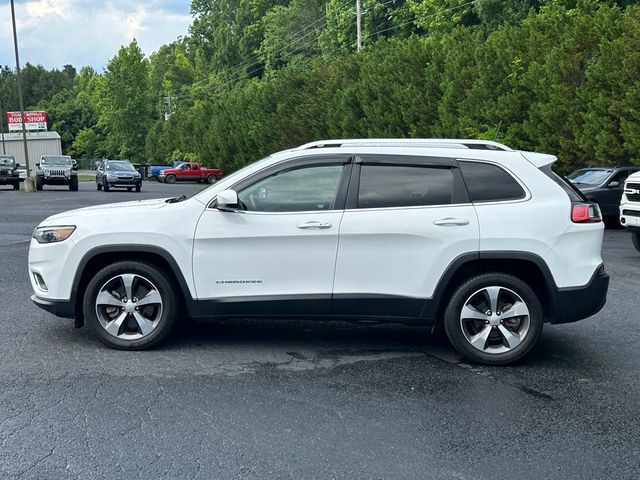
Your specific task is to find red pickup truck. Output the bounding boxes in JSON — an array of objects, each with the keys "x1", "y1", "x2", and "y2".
[{"x1": 157, "y1": 162, "x2": 223, "y2": 184}]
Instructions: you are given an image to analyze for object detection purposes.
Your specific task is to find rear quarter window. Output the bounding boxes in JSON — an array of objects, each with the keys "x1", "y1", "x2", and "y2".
[{"x1": 458, "y1": 161, "x2": 526, "y2": 202}]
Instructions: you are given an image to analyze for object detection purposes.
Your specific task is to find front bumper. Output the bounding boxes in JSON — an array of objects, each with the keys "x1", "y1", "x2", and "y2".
[
  {"x1": 0, "y1": 176, "x2": 22, "y2": 184},
  {"x1": 620, "y1": 206, "x2": 640, "y2": 229},
  {"x1": 551, "y1": 267, "x2": 609, "y2": 324},
  {"x1": 106, "y1": 179, "x2": 141, "y2": 187},
  {"x1": 31, "y1": 294, "x2": 74, "y2": 319}
]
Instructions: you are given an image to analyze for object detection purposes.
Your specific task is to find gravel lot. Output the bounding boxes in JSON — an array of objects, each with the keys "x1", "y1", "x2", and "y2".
[{"x1": 1, "y1": 181, "x2": 639, "y2": 479}]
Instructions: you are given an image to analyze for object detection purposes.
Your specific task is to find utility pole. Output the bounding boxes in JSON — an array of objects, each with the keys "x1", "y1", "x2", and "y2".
[
  {"x1": 0, "y1": 97, "x2": 5, "y2": 155},
  {"x1": 164, "y1": 92, "x2": 173, "y2": 121},
  {"x1": 356, "y1": 0, "x2": 362, "y2": 52},
  {"x1": 10, "y1": 0, "x2": 32, "y2": 181}
]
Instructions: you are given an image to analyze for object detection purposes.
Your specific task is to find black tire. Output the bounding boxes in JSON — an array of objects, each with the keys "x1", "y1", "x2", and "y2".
[
  {"x1": 632, "y1": 233, "x2": 640, "y2": 253},
  {"x1": 127, "y1": 187, "x2": 133, "y2": 192},
  {"x1": 443, "y1": 272, "x2": 544, "y2": 366},
  {"x1": 135, "y1": 183, "x2": 141, "y2": 193},
  {"x1": 165, "y1": 174, "x2": 176, "y2": 184},
  {"x1": 36, "y1": 176, "x2": 43, "y2": 191},
  {"x1": 104, "y1": 182, "x2": 110, "y2": 192},
  {"x1": 12, "y1": 182, "x2": 19, "y2": 191},
  {"x1": 82, "y1": 260, "x2": 179, "y2": 350},
  {"x1": 207, "y1": 175, "x2": 217, "y2": 184},
  {"x1": 96, "y1": 181, "x2": 102, "y2": 190},
  {"x1": 69, "y1": 176, "x2": 79, "y2": 191}
]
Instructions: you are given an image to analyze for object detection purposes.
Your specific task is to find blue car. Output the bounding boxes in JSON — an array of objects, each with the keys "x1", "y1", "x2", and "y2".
[{"x1": 96, "y1": 160, "x2": 142, "y2": 192}]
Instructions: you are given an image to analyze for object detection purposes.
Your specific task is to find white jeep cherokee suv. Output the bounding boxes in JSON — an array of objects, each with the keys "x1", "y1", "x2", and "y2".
[
  {"x1": 620, "y1": 171, "x2": 640, "y2": 252},
  {"x1": 29, "y1": 139, "x2": 609, "y2": 365}
]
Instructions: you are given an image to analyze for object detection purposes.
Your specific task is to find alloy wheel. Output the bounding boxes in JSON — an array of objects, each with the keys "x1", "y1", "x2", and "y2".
[
  {"x1": 95, "y1": 273, "x2": 163, "y2": 340},
  {"x1": 459, "y1": 286, "x2": 531, "y2": 354}
]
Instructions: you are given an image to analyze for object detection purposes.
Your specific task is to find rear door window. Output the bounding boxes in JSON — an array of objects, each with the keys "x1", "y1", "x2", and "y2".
[{"x1": 357, "y1": 165, "x2": 454, "y2": 209}]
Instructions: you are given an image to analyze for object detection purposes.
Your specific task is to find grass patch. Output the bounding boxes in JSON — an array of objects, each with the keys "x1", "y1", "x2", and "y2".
[{"x1": 78, "y1": 175, "x2": 95, "y2": 182}]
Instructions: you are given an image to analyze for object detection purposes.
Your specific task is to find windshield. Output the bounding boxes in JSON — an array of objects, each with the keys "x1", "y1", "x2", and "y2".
[
  {"x1": 0, "y1": 156, "x2": 15, "y2": 167},
  {"x1": 106, "y1": 162, "x2": 136, "y2": 172},
  {"x1": 567, "y1": 169, "x2": 612, "y2": 185},
  {"x1": 41, "y1": 156, "x2": 71, "y2": 166}
]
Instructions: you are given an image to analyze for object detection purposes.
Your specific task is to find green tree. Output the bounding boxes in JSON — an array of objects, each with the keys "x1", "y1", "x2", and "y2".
[{"x1": 97, "y1": 40, "x2": 152, "y2": 161}]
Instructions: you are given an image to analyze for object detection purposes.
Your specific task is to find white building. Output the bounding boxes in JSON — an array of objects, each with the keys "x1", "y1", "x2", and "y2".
[{"x1": 0, "y1": 131, "x2": 63, "y2": 174}]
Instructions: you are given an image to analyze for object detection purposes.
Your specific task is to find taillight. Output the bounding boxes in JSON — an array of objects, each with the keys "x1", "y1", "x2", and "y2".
[{"x1": 571, "y1": 202, "x2": 602, "y2": 223}]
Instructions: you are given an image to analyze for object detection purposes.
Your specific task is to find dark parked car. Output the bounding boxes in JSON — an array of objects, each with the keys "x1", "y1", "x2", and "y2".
[
  {"x1": 0, "y1": 155, "x2": 23, "y2": 190},
  {"x1": 96, "y1": 160, "x2": 142, "y2": 192},
  {"x1": 568, "y1": 166, "x2": 640, "y2": 220}
]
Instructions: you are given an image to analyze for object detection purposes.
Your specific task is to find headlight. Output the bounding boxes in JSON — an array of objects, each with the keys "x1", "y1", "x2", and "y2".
[
  {"x1": 44, "y1": 169, "x2": 50, "y2": 177},
  {"x1": 33, "y1": 226, "x2": 76, "y2": 244},
  {"x1": 107, "y1": 174, "x2": 117, "y2": 181}
]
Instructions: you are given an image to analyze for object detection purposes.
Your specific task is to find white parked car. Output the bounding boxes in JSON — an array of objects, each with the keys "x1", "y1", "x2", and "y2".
[
  {"x1": 620, "y1": 171, "x2": 640, "y2": 252},
  {"x1": 29, "y1": 139, "x2": 609, "y2": 365}
]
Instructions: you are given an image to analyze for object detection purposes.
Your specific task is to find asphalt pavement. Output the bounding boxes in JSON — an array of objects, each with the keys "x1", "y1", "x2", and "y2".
[{"x1": 1, "y1": 181, "x2": 639, "y2": 479}]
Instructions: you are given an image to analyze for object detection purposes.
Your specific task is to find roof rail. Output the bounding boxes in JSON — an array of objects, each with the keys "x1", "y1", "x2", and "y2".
[{"x1": 296, "y1": 138, "x2": 513, "y2": 152}]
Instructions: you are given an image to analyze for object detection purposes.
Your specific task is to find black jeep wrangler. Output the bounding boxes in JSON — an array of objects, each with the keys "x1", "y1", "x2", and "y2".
[
  {"x1": 0, "y1": 155, "x2": 23, "y2": 190},
  {"x1": 36, "y1": 155, "x2": 78, "y2": 191}
]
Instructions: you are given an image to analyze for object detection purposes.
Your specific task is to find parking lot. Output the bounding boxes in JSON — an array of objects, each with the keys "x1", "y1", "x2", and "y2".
[{"x1": 1, "y1": 181, "x2": 639, "y2": 479}]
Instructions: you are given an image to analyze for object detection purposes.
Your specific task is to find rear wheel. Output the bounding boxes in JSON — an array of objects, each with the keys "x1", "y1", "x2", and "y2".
[
  {"x1": 443, "y1": 273, "x2": 543, "y2": 365},
  {"x1": 165, "y1": 175, "x2": 176, "y2": 184},
  {"x1": 632, "y1": 233, "x2": 640, "y2": 253},
  {"x1": 83, "y1": 261, "x2": 178, "y2": 350},
  {"x1": 207, "y1": 175, "x2": 217, "y2": 184}
]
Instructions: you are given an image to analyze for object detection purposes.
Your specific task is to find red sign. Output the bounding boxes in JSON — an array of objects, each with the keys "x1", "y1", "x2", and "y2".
[{"x1": 7, "y1": 111, "x2": 48, "y2": 131}]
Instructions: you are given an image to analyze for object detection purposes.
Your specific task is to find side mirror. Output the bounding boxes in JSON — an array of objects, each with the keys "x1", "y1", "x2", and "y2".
[
  {"x1": 36, "y1": 163, "x2": 40, "y2": 168},
  {"x1": 15, "y1": 163, "x2": 21, "y2": 168},
  {"x1": 216, "y1": 189, "x2": 238, "y2": 209},
  {"x1": 608, "y1": 181, "x2": 620, "y2": 188}
]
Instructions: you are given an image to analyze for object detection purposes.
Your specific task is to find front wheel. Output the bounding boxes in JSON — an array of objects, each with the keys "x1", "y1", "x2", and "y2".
[
  {"x1": 443, "y1": 273, "x2": 543, "y2": 366},
  {"x1": 165, "y1": 175, "x2": 176, "y2": 184},
  {"x1": 12, "y1": 182, "x2": 19, "y2": 191},
  {"x1": 36, "y1": 176, "x2": 43, "y2": 191},
  {"x1": 96, "y1": 181, "x2": 102, "y2": 191},
  {"x1": 135, "y1": 183, "x2": 141, "y2": 193},
  {"x1": 69, "y1": 176, "x2": 79, "y2": 191},
  {"x1": 632, "y1": 233, "x2": 640, "y2": 253},
  {"x1": 83, "y1": 261, "x2": 178, "y2": 350},
  {"x1": 104, "y1": 182, "x2": 110, "y2": 192}
]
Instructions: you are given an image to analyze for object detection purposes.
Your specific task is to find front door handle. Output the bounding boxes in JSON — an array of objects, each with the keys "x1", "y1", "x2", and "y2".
[
  {"x1": 297, "y1": 221, "x2": 332, "y2": 229},
  {"x1": 433, "y1": 217, "x2": 470, "y2": 226}
]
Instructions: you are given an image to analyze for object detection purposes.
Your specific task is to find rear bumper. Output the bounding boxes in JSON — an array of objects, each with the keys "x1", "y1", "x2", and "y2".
[
  {"x1": 551, "y1": 267, "x2": 609, "y2": 324},
  {"x1": 31, "y1": 294, "x2": 74, "y2": 319}
]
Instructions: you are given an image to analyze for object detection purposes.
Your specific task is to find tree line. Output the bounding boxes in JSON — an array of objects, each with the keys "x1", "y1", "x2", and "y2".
[{"x1": 0, "y1": 0, "x2": 638, "y2": 173}]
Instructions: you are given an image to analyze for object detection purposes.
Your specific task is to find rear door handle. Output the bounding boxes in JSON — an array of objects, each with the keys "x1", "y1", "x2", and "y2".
[
  {"x1": 297, "y1": 221, "x2": 332, "y2": 229},
  {"x1": 433, "y1": 217, "x2": 470, "y2": 226}
]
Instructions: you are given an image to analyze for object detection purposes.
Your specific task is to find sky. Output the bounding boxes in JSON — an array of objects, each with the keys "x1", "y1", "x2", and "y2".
[{"x1": 0, "y1": 0, "x2": 193, "y2": 70}]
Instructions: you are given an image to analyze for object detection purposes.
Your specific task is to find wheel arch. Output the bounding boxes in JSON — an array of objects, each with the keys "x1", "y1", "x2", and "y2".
[
  {"x1": 423, "y1": 252, "x2": 558, "y2": 324},
  {"x1": 71, "y1": 245, "x2": 196, "y2": 328}
]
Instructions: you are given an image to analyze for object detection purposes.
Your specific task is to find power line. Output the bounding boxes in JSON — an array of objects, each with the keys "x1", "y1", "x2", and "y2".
[{"x1": 172, "y1": 0, "x2": 479, "y2": 104}]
